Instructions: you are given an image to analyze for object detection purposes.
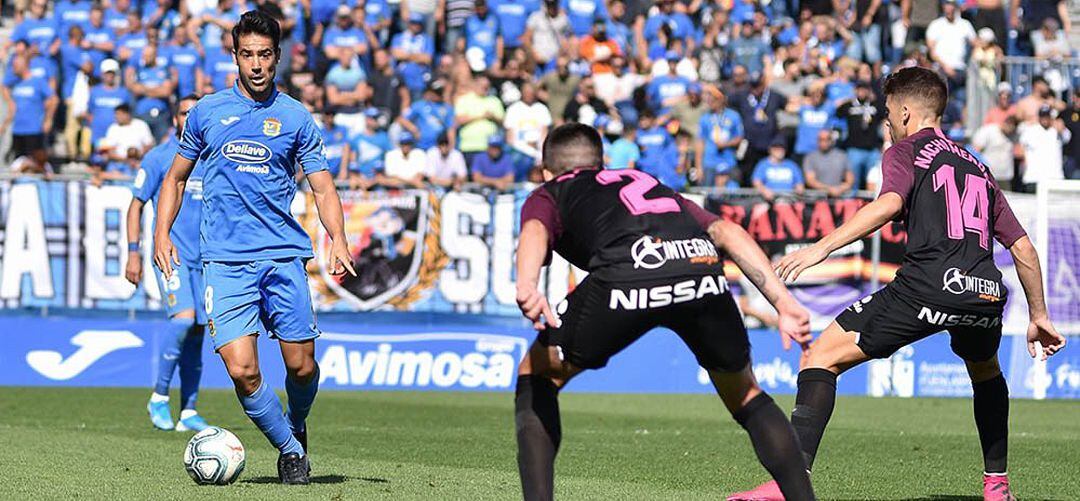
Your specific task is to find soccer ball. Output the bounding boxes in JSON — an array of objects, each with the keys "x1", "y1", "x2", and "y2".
[{"x1": 183, "y1": 427, "x2": 246, "y2": 485}]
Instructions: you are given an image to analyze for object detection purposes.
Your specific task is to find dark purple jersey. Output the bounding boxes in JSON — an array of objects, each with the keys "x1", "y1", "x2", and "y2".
[
  {"x1": 521, "y1": 168, "x2": 724, "y2": 282},
  {"x1": 880, "y1": 127, "x2": 1026, "y2": 311}
]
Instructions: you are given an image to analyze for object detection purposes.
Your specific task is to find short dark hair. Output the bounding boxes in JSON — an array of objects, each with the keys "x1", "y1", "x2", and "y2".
[
  {"x1": 115, "y1": 103, "x2": 132, "y2": 114},
  {"x1": 542, "y1": 123, "x2": 603, "y2": 175},
  {"x1": 232, "y1": 10, "x2": 281, "y2": 52},
  {"x1": 882, "y1": 66, "x2": 948, "y2": 117},
  {"x1": 171, "y1": 94, "x2": 199, "y2": 115}
]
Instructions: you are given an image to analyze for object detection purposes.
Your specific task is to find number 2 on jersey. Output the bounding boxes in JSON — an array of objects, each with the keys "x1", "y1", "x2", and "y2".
[
  {"x1": 595, "y1": 170, "x2": 681, "y2": 215},
  {"x1": 933, "y1": 164, "x2": 990, "y2": 249}
]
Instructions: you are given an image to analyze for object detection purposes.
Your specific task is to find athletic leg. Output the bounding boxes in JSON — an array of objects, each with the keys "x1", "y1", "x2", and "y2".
[
  {"x1": 967, "y1": 356, "x2": 1008, "y2": 475},
  {"x1": 219, "y1": 336, "x2": 305, "y2": 456},
  {"x1": 148, "y1": 313, "x2": 195, "y2": 430},
  {"x1": 178, "y1": 323, "x2": 204, "y2": 412},
  {"x1": 280, "y1": 339, "x2": 319, "y2": 447},
  {"x1": 516, "y1": 341, "x2": 582, "y2": 501},
  {"x1": 711, "y1": 366, "x2": 816, "y2": 501}
]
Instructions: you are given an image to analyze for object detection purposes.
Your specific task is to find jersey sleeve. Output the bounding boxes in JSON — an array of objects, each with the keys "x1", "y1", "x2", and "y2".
[
  {"x1": 675, "y1": 194, "x2": 720, "y2": 230},
  {"x1": 297, "y1": 113, "x2": 330, "y2": 174},
  {"x1": 991, "y1": 186, "x2": 1027, "y2": 247},
  {"x1": 879, "y1": 140, "x2": 915, "y2": 211},
  {"x1": 132, "y1": 152, "x2": 164, "y2": 203},
  {"x1": 177, "y1": 101, "x2": 205, "y2": 160},
  {"x1": 520, "y1": 187, "x2": 562, "y2": 256}
]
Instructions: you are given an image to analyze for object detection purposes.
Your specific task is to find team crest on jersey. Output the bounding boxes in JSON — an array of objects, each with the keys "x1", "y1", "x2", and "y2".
[
  {"x1": 167, "y1": 293, "x2": 177, "y2": 307},
  {"x1": 207, "y1": 319, "x2": 216, "y2": 337},
  {"x1": 262, "y1": 117, "x2": 281, "y2": 137},
  {"x1": 308, "y1": 190, "x2": 447, "y2": 310}
]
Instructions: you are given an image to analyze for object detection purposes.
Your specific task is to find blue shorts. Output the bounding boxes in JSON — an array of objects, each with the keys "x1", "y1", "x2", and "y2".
[
  {"x1": 203, "y1": 258, "x2": 320, "y2": 351},
  {"x1": 155, "y1": 264, "x2": 208, "y2": 324}
]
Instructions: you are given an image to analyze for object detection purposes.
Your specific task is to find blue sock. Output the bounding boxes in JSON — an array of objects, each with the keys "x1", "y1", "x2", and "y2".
[
  {"x1": 153, "y1": 318, "x2": 194, "y2": 396},
  {"x1": 178, "y1": 325, "x2": 205, "y2": 410},
  {"x1": 285, "y1": 364, "x2": 320, "y2": 432},
  {"x1": 240, "y1": 383, "x2": 304, "y2": 456}
]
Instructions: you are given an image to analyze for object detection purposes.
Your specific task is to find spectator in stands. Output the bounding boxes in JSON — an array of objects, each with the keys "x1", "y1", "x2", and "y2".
[
  {"x1": 972, "y1": 0, "x2": 1008, "y2": 45},
  {"x1": 165, "y1": 24, "x2": 203, "y2": 99},
  {"x1": 901, "y1": 0, "x2": 940, "y2": 54},
  {"x1": 605, "y1": 0, "x2": 633, "y2": 56},
  {"x1": 729, "y1": 21, "x2": 771, "y2": 78},
  {"x1": 793, "y1": 81, "x2": 837, "y2": 162},
  {"x1": 126, "y1": 42, "x2": 176, "y2": 142},
  {"x1": 1017, "y1": 105, "x2": 1070, "y2": 192},
  {"x1": 444, "y1": 0, "x2": 474, "y2": 53},
  {"x1": 84, "y1": 5, "x2": 117, "y2": 64},
  {"x1": 55, "y1": 0, "x2": 93, "y2": 44},
  {"x1": 837, "y1": 81, "x2": 884, "y2": 188},
  {"x1": 1064, "y1": 92, "x2": 1080, "y2": 179},
  {"x1": 2, "y1": 54, "x2": 57, "y2": 161},
  {"x1": 733, "y1": 75, "x2": 786, "y2": 185},
  {"x1": 490, "y1": 0, "x2": 536, "y2": 52},
  {"x1": 597, "y1": 55, "x2": 644, "y2": 126},
  {"x1": 203, "y1": 31, "x2": 238, "y2": 94},
  {"x1": 926, "y1": 0, "x2": 976, "y2": 88},
  {"x1": 647, "y1": 51, "x2": 692, "y2": 114},
  {"x1": 392, "y1": 13, "x2": 437, "y2": 99},
  {"x1": 804, "y1": 130, "x2": 854, "y2": 197},
  {"x1": 368, "y1": 49, "x2": 410, "y2": 119},
  {"x1": 1010, "y1": 0, "x2": 1071, "y2": 55},
  {"x1": 669, "y1": 83, "x2": 707, "y2": 139},
  {"x1": 96, "y1": 103, "x2": 153, "y2": 181},
  {"x1": 581, "y1": 18, "x2": 621, "y2": 78},
  {"x1": 7, "y1": 41, "x2": 58, "y2": 96},
  {"x1": 325, "y1": 46, "x2": 372, "y2": 136},
  {"x1": 563, "y1": 76, "x2": 610, "y2": 125},
  {"x1": 358, "y1": 0, "x2": 393, "y2": 47},
  {"x1": 59, "y1": 24, "x2": 94, "y2": 100},
  {"x1": 538, "y1": 56, "x2": 580, "y2": 126},
  {"x1": 384, "y1": 131, "x2": 428, "y2": 188},
  {"x1": 462, "y1": 0, "x2": 503, "y2": 70},
  {"x1": 398, "y1": 81, "x2": 455, "y2": 151},
  {"x1": 846, "y1": 0, "x2": 887, "y2": 64},
  {"x1": 606, "y1": 123, "x2": 639, "y2": 170},
  {"x1": 524, "y1": 0, "x2": 571, "y2": 71},
  {"x1": 1016, "y1": 76, "x2": 1063, "y2": 124},
  {"x1": 636, "y1": 111, "x2": 683, "y2": 190},
  {"x1": 752, "y1": 138, "x2": 804, "y2": 201},
  {"x1": 1031, "y1": 18, "x2": 1071, "y2": 59},
  {"x1": 350, "y1": 108, "x2": 393, "y2": 189},
  {"x1": 984, "y1": 82, "x2": 1017, "y2": 126},
  {"x1": 323, "y1": 5, "x2": 372, "y2": 66},
  {"x1": 144, "y1": 0, "x2": 182, "y2": 37},
  {"x1": 563, "y1": 0, "x2": 608, "y2": 37},
  {"x1": 454, "y1": 75, "x2": 504, "y2": 162},
  {"x1": 426, "y1": 133, "x2": 468, "y2": 189},
  {"x1": 642, "y1": 0, "x2": 695, "y2": 55},
  {"x1": 472, "y1": 135, "x2": 514, "y2": 190},
  {"x1": 504, "y1": 81, "x2": 551, "y2": 179},
  {"x1": 11, "y1": 0, "x2": 60, "y2": 58},
  {"x1": 972, "y1": 115, "x2": 1018, "y2": 187},
  {"x1": 116, "y1": 13, "x2": 148, "y2": 64},
  {"x1": 83, "y1": 59, "x2": 128, "y2": 151},
  {"x1": 319, "y1": 108, "x2": 352, "y2": 182},
  {"x1": 697, "y1": 89, "x2": 743, "y2": 188},
  {"x1": 192, "y1": 0, "x2": 239, "y2": 54}
]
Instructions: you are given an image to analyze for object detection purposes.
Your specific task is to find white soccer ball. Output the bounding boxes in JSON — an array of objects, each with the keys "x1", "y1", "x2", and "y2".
[{"x1": 183, "y1": 427, "x2": 246, "y2": 485}]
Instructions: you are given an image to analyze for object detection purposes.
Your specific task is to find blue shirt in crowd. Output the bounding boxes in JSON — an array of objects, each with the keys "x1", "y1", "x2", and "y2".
[
  {"x1": 321, "y1": 123, "x2": 350, "y2": 177},
  {"x1": 203, "y1": 48, "x2": 237, "y2": 93},
  {"x1": 403, "y1": 99, "x2": 454, "y2": 150},
  {"x1": 165, "y1": 43, "x2": 202, "y2": 97},
  {"x1": 491, "y1": 0, "x2": 537, "y2": 48},
  {"x1": 390, "y1": 31, "x2": 434, "y2": 92},
  {"x1": 131, "y1": 57, "x2": 171, "y2": 116},
  {"x1": 13, "y1": 16, "x2": 59, "y2": 54},
  {"x1": 794, "y1": 102, "x2": 837, "y2": 155},
  {"x1": 87, "y1": 83, "x2": 130, "y2": 144},
  {"x1": 465, "y1": 13, "x2": 501, "y2": 68},
  {"x1": 8, "y1": 75, "x2": 55, "y2": 135},
  {"x1": 562, "y1": 0, "x2": 609, "y2": 36},
  {"x1": 351, "y1": 130, "x2": 392, "y2": 177},
  {"x1": 607, "y1": 138, "x2": 640, "y2": 170},
  {"x1": 54, "y1": 0, "x2": 92, "y2": 39},
  {"x1": 753, "y1": 158, "x2": 803, "y2": 191},
  {"x1": 647, "y1": 74, "x2": 691, "y2": 114},
  {"x1": 699, "y1": 108, "x2": 743, "y2": 173}
]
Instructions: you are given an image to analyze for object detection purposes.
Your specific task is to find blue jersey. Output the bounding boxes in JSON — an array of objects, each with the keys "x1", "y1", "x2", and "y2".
[
  {"x1": 116, "y1": 33, "x2": 149, "y2": 61},
  {"x1": 165, "y1": 43, "x2": 201, "y2": 97},
  {"x1": 562, "y1": 0, "x2": 608, "y2": 36},
  {"x1": 178, "y1": 84, "x2": 329, "y2": 262},
  {"x1": 647, "y1": 75, "x2": 691, "y2": 114},
  {"x1": 200, "y1": 9, "x2": 240, "y2": 51},
  {"x1": 351, "y1": 131, "x2": 391, "y2": 176},
  {"x1": 104, "y1": 8, "x2": 130, "y2": 33},
  {"x1": 84, "y1": 25, "x2": 116, "y2": 61},
  {"x1": 363, "y1": 0, "x2": 391, "y2": 27},
  {"x1": 404, "y1": 99, "x2": 454, "y2": 149},
  {"x1": 8, "y1": 75, "x2": 55, "y2": 135},
  {"x1": 390, "y1": 31, "x2": 434, "y2": 92},
  {"x1": 491, "y1": 0, "x2": 537, "y2": 48},
  {"x1": 636, "y1": 125, "x2": 678, "y2": 177},
  {"x1": 133, "y1": 136, "x2": 204, "y2": 267},
  {"x1": 13, "y1": 17, "x2": 59, "y2": 54},
  {"x1": 699, "y1": 108, "x2": 743, "y2": 171},
  {"x1": 643, "y1": 13, "x2": 694, "y2": 43},
  {"x1": 203, "y1": 48, "x2": 237, "y2": 92},
  {"x1": 752, "y1": 158, "x2": 803, "y2": 191},
  {"x1": 87, "y1": 84, "x2": 131, "y2": 144},
  {"x1": 795, "y1": 103, "x2": 837, "y2": 155},
  {"x1": 59, "y1": 43, "x2": 94, "y2": 95},
  {"x1": 321, "y1": 124, "x2": 349, "y2": 177},
  {"x1": 465, "y1": 14, "x2": 501, "y2": 67},
  {"x1": 131, "y1": 58, "x2": 172, "y2": 116},
  {"x1": 54, "y1": 0, "x2": 92, "y2": 39}
]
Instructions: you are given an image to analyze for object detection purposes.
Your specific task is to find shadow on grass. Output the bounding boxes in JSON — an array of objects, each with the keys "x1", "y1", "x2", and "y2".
[{"x1": 242, "y1": 474, "x2": 351, "y2": 485}]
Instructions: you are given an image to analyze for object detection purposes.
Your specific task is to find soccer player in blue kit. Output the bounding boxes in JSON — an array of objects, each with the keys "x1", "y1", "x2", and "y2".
[
  {"x1": 126, "y1": 94, "x2": 211, "y2": 433},
  {"x1": 153, "y1": 11, "x2": 355, "y2": 484}
]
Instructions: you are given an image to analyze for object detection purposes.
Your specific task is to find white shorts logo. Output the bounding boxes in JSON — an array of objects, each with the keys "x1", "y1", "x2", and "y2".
[
  {"x1": 204, "y1": 286, "x2": 214, "y2": 315},
  {"x1": 850, "y1": 294, "x2": 873, "y2": 313},
  {"x1": 162, "y1": 271, "x2": 181, "y2": 291}
]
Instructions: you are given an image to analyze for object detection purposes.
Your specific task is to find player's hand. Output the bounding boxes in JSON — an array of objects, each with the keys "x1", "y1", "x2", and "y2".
[
  {"x1": 328, "y1": 238, "x2": 357, "y2": 276},
  {"x1": 775, "y1": 244, "x2": 829, "y2": 283},
  {"x1": 1027, "y1": 316, "x2": 1066, "y2": 361},
  {"x1": 125, "y1": 251, "x2": 143, "y2": 285},
  {"x1": 516, "y1": 285, "x2": 560, "y2": 331},
  {"x1": 776, "y1": 299, "x2": 812, "y2": 350},
  {"x1": 153, "y1": 233, "x2": 180, "y2": 279}
]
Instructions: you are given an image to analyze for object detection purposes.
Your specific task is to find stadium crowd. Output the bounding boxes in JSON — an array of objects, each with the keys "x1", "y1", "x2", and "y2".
[{"x1": 0, "y1": 0, "x2": 1077, "y2": 194}]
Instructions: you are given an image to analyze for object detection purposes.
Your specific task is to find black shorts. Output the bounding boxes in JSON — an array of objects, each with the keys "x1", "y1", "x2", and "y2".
[
  {"x1": 836, "y1": 284, "x2": 1004, "y2": 362},
  {"x1": 537, "y1": 275, "x2": 750, "y2": 373},
  {"x1": 11, "y1": 133, "x2": 46, "y2": 158}
]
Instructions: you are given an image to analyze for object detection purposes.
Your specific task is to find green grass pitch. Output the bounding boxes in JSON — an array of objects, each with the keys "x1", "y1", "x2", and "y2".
[{"x1": 1, "y1": 387, "x2": 1077, "y2": 499}]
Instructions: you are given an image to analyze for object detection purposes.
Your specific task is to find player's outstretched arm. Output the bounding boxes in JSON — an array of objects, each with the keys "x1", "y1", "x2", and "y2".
[
  {"x1": 775, "y1": 192, "x2": 903, "y2": 283},
  {"x1": 308, "y1": 170, "x2": 356, "y2": 277},
  {"x1": 708, "y1": 220, "x2": 811, "y2": 349},
  {"x1": 516, "y1": 219, "x2": 559, "y2": 331},
  {"x1": 1009, "y1": 235, "x2": 1067, "y2": 360},
  {"x1": 125, "y1": 197, "x2": 146, "y2": 285},
  {"x1": 153, "y1": 154, "x2": 195, "y2": 279}
]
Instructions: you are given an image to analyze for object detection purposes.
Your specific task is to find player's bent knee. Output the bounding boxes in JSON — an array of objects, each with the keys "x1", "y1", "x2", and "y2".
[
  {"x1": 286, "y1": 359, "x2": 318, "y2": 384},
  {"x1": 965, "y1": 356, "x2": 1002, "y2": 383},
  {"x1": 225, "y1": 364, "x2": 262, "y2": 394}
]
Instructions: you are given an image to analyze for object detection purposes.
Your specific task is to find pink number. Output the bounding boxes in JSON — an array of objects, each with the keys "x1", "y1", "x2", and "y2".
[
  {"x1": 595, "y1": 170, "x2": 681, "y2": 216},
  {"x1": 933, "y1": 164, "x2": 990, "y2": 250}
]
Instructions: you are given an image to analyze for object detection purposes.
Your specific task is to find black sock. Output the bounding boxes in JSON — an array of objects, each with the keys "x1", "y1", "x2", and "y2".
[
  {"x1": 734, "y1": 392, "x2": 816, "y2": 501},
  {"x1": 972, "y1": 374, "x2": 1008, "y2": 474},
  {"x1": 790, "y1": 368, "x2": 837, "y2": 470},
  {"x1": 515, "y1": 375, "x2": 561, "y2": 501}
]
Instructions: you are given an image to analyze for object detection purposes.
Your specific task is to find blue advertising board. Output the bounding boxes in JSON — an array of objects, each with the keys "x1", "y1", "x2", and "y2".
[{"x1": 2, "y1": 311, "x2": 1077, "y2": 399}]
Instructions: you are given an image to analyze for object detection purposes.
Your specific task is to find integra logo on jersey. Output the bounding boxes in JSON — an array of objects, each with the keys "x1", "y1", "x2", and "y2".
[
  {"x1": 630, "y1": 235, "x2": 719, "y2": 270},
  {"x1": 917, "y1": 307, "x2": 1001, "y2": 328},
  {"x1": 221, "y1": 140, "x2": 273, "y2": 165},
  {"x1": 942, "y1": 268, "x2": 1002, "y2": 301},
  {"x1": 609, "y1": 275, "x2": 729, "y2": 310}
]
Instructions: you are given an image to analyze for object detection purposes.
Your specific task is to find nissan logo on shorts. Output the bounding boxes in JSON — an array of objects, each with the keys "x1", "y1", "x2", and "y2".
[{"x1": 221, "y1": 140, "x2": 273, "y2": 164}]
